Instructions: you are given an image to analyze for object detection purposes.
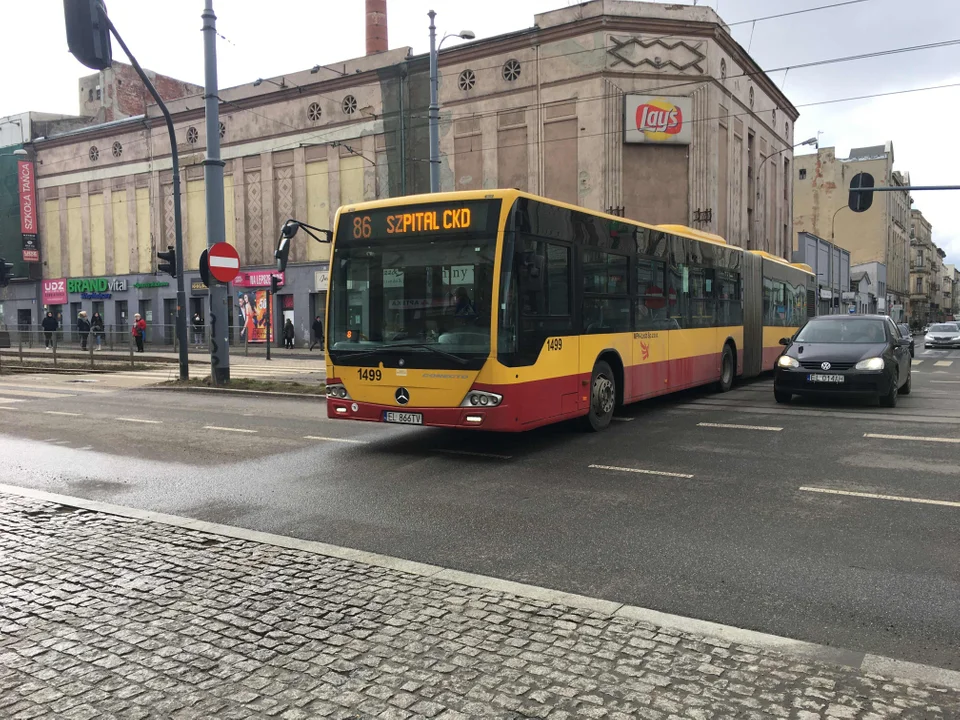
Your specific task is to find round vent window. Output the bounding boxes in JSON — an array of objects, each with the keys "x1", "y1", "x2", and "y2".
[
  {"x1": 112, "y1": 141, "x2": 123, "y2": 158},
  {"x1": 502, "y1": 59, "x2": 521, "y2": 82},
  {"x1": 218, "y1": 121, "x2": 226, "y2": 139},
  {"x1": 342, "y1": 95, "x2": 357, "y2": 115},
  {"x1": 749, "y1": 86, "x2": 755, "y2": 108},
  {"x1": 458, "y1": 69, "x2": 476, "y2": 91},
  {"x1": 89, "y1": 146, "x2": 99, "y2": 162},
  {"x1": 307, "y1": 102, "x2": 322, "y2": 122},
  {"x1": 720, "y1": 58, "x2": 726, "y2": 80},
  {"x1": 187, "y1": 127, "x2": 199, "y2": 144}
]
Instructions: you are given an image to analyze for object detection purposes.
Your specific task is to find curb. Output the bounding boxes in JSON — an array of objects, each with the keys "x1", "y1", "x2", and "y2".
[
  {"x1": 144, "y1": 385, "x2": 326, "y2": 400},
  {"x1": 0, "y1": 483, "x2": 957, "y2": 690}
]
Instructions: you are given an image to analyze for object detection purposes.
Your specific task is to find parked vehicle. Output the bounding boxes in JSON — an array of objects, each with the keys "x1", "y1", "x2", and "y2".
[
  {"x1": 774, "y1": 315, "x2": 912, "y2": 408},
  {"x1": 897, "y1": 323, "x2": 915, "y2": 357}
]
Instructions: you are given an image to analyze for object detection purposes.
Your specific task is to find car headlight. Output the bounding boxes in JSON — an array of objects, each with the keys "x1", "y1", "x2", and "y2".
[
  {"x1": 924, "y1": 335, "x2": 933, "y2": 341},
  {"x1": 777, "y1": 356, "x2": 799, "y2": 368},
  {"x1": 855, "y1": 357, "x2": 885, "y2": 371}
]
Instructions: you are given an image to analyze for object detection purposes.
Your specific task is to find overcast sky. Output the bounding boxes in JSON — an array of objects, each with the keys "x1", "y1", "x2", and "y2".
[{"x1": 2, "y1": 0, "x2": 958, "y2": 263}]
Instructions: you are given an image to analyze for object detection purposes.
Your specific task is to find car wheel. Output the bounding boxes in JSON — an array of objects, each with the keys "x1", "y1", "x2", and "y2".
[
  {"x1": 774, "y1": 388, "x2": 792, "y2": 404},
  {"x1": 583, "y1": 360, "x2": 616, "y2": 432},
  {"x1": 879, "y1": 371, "x2": 899, "y2": 408},
  {"x1": 717, "y1": 344, "x2": 735, "y2": 393},
  {"x1": 900, "y1": 370, "x2": 912, "y2": 395}
]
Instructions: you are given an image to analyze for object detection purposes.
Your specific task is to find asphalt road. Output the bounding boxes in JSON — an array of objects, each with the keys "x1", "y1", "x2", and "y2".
[{"x1": 1, "y1": 346, "x2": 959, "y2": 671}]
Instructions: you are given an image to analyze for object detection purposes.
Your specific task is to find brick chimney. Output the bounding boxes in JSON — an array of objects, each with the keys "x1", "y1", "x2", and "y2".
[{"x1": 366, "y1": 0, "x2": 388, "y2": 55}]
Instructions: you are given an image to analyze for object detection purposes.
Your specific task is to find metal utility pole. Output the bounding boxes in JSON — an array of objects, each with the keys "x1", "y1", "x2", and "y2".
[
  {"x1": 202, "y1": 0, "x2": 230, "y2": 384},
  {"x1": 105, "y1": 21, "x2": 189, "y2": 380},
  {"x1": 428, "y1": 10, "x2": 440, "y2": 193}
]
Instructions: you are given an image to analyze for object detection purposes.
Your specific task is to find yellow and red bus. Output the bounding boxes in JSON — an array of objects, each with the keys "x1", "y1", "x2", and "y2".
[{"x1": 324, "y1": 190, "x2": 813, "y2": 431}]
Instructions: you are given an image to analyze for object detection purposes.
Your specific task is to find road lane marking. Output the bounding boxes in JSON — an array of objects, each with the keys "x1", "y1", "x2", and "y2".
[
  {"x1": 0, "y1": 406, "x2": 18, "y2": 410},
  {"x1": 800, "y1": 486, "x2": 960, "y2": 509},
  {"x1": 44, "y1": 411, "x2": 82, "y2": 417},
  {"x1": 589, "y1": 464, "x2": 694, "y2": 479},
  {"x1": 114, "y1": 417, "x2": 162, "y2": 424},
  {"x1": 911, "y1": 359, "x2": 924, "y2": 365},
  {"x1": 612, "y1": 416, "x2": 635, "y2": 422},
  {"x1": 203, "y1": 425, "x2": 257, "y2": 433},
  {"x1": 934, "y1": 360, "x2": 954, "y2": 367},
  {"x1": 0, "y1": 389, "x2": 75, "y2": 399},
  {"x1": 77, "y1": 446, "x2": 93, "y2": 451},
  {"x1": 0, "y1": 398, "x2": 25, "y2": 403},
  {"x1": 863, "y1": 433, "x2": 960, "y2": 444},
  {"x1": 304, "y1": 436, "x2": 368, "y2": 444},
  {"x1": 433, "y1": 448, "x2": 513, "y2": 460},
  {"x1": 698, "y1": 422, "x2": 782, "y2": 432},
  {"x1": 931, "y1": 380, "x2": 960, "y2": 384}
]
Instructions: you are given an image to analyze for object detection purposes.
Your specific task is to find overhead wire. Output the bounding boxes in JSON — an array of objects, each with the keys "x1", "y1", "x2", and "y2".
[{"x1": 13, "y1": 77, "x2": 956, "y2": 228}]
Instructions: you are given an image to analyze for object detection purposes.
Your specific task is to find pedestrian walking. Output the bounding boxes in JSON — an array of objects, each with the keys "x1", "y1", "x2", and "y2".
[
  {"x1": 91, "y1": 312, "x2": 105, "y2": 351},
  {"x1": 283, "y1": 318, "x2": 295, "y2": 349},
  {"x1": 132, "y1": 313, "x2": 147, "y2": 353},
  {"x1": 192, "y1": 313, "x2": 204, "y2": 347},
  {"x1": 41, "y1": 312, "x2": 57, "y2": 350},
  {"x1": 309, "y1": 315, "x2": 324, "y2": 351},
  {"x1": 77, "y1": 311, "x2": 91, "y2": 351}
]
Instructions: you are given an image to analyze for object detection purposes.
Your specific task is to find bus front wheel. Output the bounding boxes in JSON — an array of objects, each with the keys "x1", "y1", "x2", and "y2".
[{"x1": 584, "y1": 360, "x2": 616, "y2": 432}]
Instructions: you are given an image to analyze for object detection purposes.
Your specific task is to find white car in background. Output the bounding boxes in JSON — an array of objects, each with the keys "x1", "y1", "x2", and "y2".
[{"x1": 924, "y1": 322, "x2": 960, "y2": 349}]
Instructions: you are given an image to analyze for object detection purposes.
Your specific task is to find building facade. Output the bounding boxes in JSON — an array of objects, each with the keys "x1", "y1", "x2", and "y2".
[
  {"x1": 909, "y1": 208, "x2": 940, "y2": 325},
  {"x1": 3, "y1": 0, "x2": 799, "y2": 344},
  {"x1": 793, "y1": 143, "x2": 911, "y2": 321},
  {"x1": 850, "y1": 261, "x2": 885, "y2": 315},
  {"x1": 793, "y1": 231, "x2": 850, "y2": 316}
]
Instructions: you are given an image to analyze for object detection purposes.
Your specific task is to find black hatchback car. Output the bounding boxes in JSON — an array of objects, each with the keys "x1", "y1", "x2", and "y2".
[{"x1": 774, "y1": 315, "x2": 912, "y2": 407}]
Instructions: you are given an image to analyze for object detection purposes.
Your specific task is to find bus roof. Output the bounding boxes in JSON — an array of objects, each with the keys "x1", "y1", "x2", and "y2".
[
  {"x1": 749, "y1": 250, "x2": 815, "y2": 278},
  {"x1": 655, "y1": 225, "x2": 727, "y2": 247}
]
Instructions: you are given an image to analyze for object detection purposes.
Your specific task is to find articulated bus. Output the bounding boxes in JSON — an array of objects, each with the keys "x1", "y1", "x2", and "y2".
[{"x1": 324, "y1": 190, "x2": 813, "y2": 431}]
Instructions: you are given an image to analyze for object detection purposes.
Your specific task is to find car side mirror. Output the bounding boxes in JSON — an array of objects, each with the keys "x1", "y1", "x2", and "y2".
[{"x1": 779, "y1": 337, "x2": 791, "y2": 346}]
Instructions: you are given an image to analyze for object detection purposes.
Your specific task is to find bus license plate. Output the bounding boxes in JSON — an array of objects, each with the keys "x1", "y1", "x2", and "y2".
[
  {"x1": 808, "y1": 374, "x2": 844, "y2": 383},
  {"x1": 383, "y1": 411, "x2": 423, "y2": 425}
]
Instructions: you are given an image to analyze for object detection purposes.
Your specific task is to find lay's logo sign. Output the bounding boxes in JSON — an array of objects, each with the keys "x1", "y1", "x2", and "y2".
[{"x1": 624, "y1": 95, "x2": 692, "y2": 145}]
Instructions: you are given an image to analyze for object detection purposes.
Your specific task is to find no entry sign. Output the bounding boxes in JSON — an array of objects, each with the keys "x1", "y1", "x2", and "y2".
[{"x1": 207, "y1": 242, "x2": 240, "y2": 284}]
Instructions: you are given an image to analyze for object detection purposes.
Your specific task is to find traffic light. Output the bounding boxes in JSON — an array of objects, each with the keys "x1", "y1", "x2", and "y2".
[
  {"x1": 157, "y1": 246, "x2": 177, "y2": 277},
  {"x1": 0, "y1": 258, "x2": 13, "y2": 287},
  {"x1": 63, "y1": 0, "x2": 113, "y2": 71},
  {"x1": 270, "y1": 275, "x2": 282, "y2": 294},
  {"x1": 848, "y1": 171, "x2": 875, "y2": 213}
]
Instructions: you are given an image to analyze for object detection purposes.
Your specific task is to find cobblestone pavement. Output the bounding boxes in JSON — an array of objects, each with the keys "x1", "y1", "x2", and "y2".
[{"x1": 1, "y1": 492, "x2": 958, "y2": 720}]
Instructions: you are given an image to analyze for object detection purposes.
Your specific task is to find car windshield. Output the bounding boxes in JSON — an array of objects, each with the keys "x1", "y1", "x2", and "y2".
[
  {"x1": 794, "y1": 319, "x2": 888, "y2": 344},
  {"x1": 929, "y1": 323, "x2": 959, "y2": 333}
]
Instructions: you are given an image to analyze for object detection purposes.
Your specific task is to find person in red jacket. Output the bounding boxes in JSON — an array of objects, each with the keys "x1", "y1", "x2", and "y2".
[{"x1": 132, "y1": 313, "x2": 147, "y2": 353}]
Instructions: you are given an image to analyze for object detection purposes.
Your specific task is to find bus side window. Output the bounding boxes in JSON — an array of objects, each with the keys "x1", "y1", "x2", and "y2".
[
  {"x1": 635, "y1": 258, "x2": 666, "y2": 330},
  {"x1": 516, "y1": 238, "x2": 573, "y2": 360}
]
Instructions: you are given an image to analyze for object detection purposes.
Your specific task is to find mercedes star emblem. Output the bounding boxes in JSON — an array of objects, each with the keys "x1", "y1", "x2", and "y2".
[
  {"x1": 395, "y1": 387, "x2": 410, "y2": 405},
  {"x1": 821, "y1": 362, "x2": 832, "y2": 371}
]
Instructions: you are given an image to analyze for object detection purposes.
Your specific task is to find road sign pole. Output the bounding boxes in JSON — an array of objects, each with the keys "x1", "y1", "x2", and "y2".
[
  {"x1": 266, "y1": 291, "x2": 272, "y2": 361},
  {"x1": 202, "y1": 0, "x2": 230, "y2": 385}
]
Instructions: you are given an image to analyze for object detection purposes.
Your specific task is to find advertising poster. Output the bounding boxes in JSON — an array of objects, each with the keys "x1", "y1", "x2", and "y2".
[
  {"x1": 237, "y1": 289, "x2": 273, "y2": 343},
  {"x1": 18, "y1": 161, "x2": 40, "y2": 262}
]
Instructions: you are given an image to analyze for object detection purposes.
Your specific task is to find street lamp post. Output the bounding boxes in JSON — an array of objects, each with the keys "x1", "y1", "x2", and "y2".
[
  {"x1": 428, "y1": 11, "x2": 475, "y2": 193},
  {"x1": 754, "y1": 136, "x2": 817, "y2": 253}
]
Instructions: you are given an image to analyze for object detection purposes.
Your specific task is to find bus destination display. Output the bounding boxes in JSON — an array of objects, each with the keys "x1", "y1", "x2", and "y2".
[{"x1": 343, "y1": 201, "x2": 495, "y2": 241}]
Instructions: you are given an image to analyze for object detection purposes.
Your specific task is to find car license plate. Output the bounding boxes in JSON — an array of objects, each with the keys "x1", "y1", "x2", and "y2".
[
  {"x1": 807, "y1": 374, "x2": 845, "y2": 383},
  {"x1": 383, "y1": 411, "x2": 423, "y2": 425}
]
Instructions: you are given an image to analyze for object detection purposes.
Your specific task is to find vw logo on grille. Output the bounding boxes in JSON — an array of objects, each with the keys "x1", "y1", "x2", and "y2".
[
  {"x1": 821, "y1": 362, "x2": 832, "y2": 371},
  {"x1": 395, "y1": 387, "x2": 410, "y2": 405}
]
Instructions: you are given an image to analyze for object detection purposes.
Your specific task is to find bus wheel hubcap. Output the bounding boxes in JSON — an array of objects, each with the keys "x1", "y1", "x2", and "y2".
[
  {"x1": 722, "y1": 354, "x2": 732, "y2": 383},
  {"x1": 594, "y1": 375, "x2": 614, "y2": 415}
]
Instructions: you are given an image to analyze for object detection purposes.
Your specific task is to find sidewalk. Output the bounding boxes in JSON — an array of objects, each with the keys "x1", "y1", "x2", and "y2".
[
  {"x1": 1, "y1": 489, "x2": 957, "y2": 720},
  {"x1": 1, "y1": 346, "x2": 326, "y2": 365}
]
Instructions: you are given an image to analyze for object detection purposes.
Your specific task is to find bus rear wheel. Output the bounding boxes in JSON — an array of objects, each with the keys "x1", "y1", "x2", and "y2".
[
  {"x1": 584, "y1": 360, "x2": 616, "y2": 432},
  {"x1": 717, "y1": 344, "x2": 735, "y2": 393}
]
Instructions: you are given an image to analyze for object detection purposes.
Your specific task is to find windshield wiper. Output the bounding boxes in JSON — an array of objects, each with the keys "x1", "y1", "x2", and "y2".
[{"x1": 331, "y1": 343, "x2": 470, "y2": 366}]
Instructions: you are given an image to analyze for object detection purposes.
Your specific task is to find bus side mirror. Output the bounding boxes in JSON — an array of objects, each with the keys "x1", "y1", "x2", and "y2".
[{"x1": 779, "y1": 337, "x2": 791, "y2": 346}]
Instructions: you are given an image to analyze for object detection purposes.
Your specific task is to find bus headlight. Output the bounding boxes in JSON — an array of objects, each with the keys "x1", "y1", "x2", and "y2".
[
  {"x1": 777, "y1": 356, "x2": 799, "y2": 369},
  {"x1": 326, "y1": 383, "x2": 352, "y2": 399},
  {"x1": 461, "y1": 390, "x2": 502, "y2": 407}
]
